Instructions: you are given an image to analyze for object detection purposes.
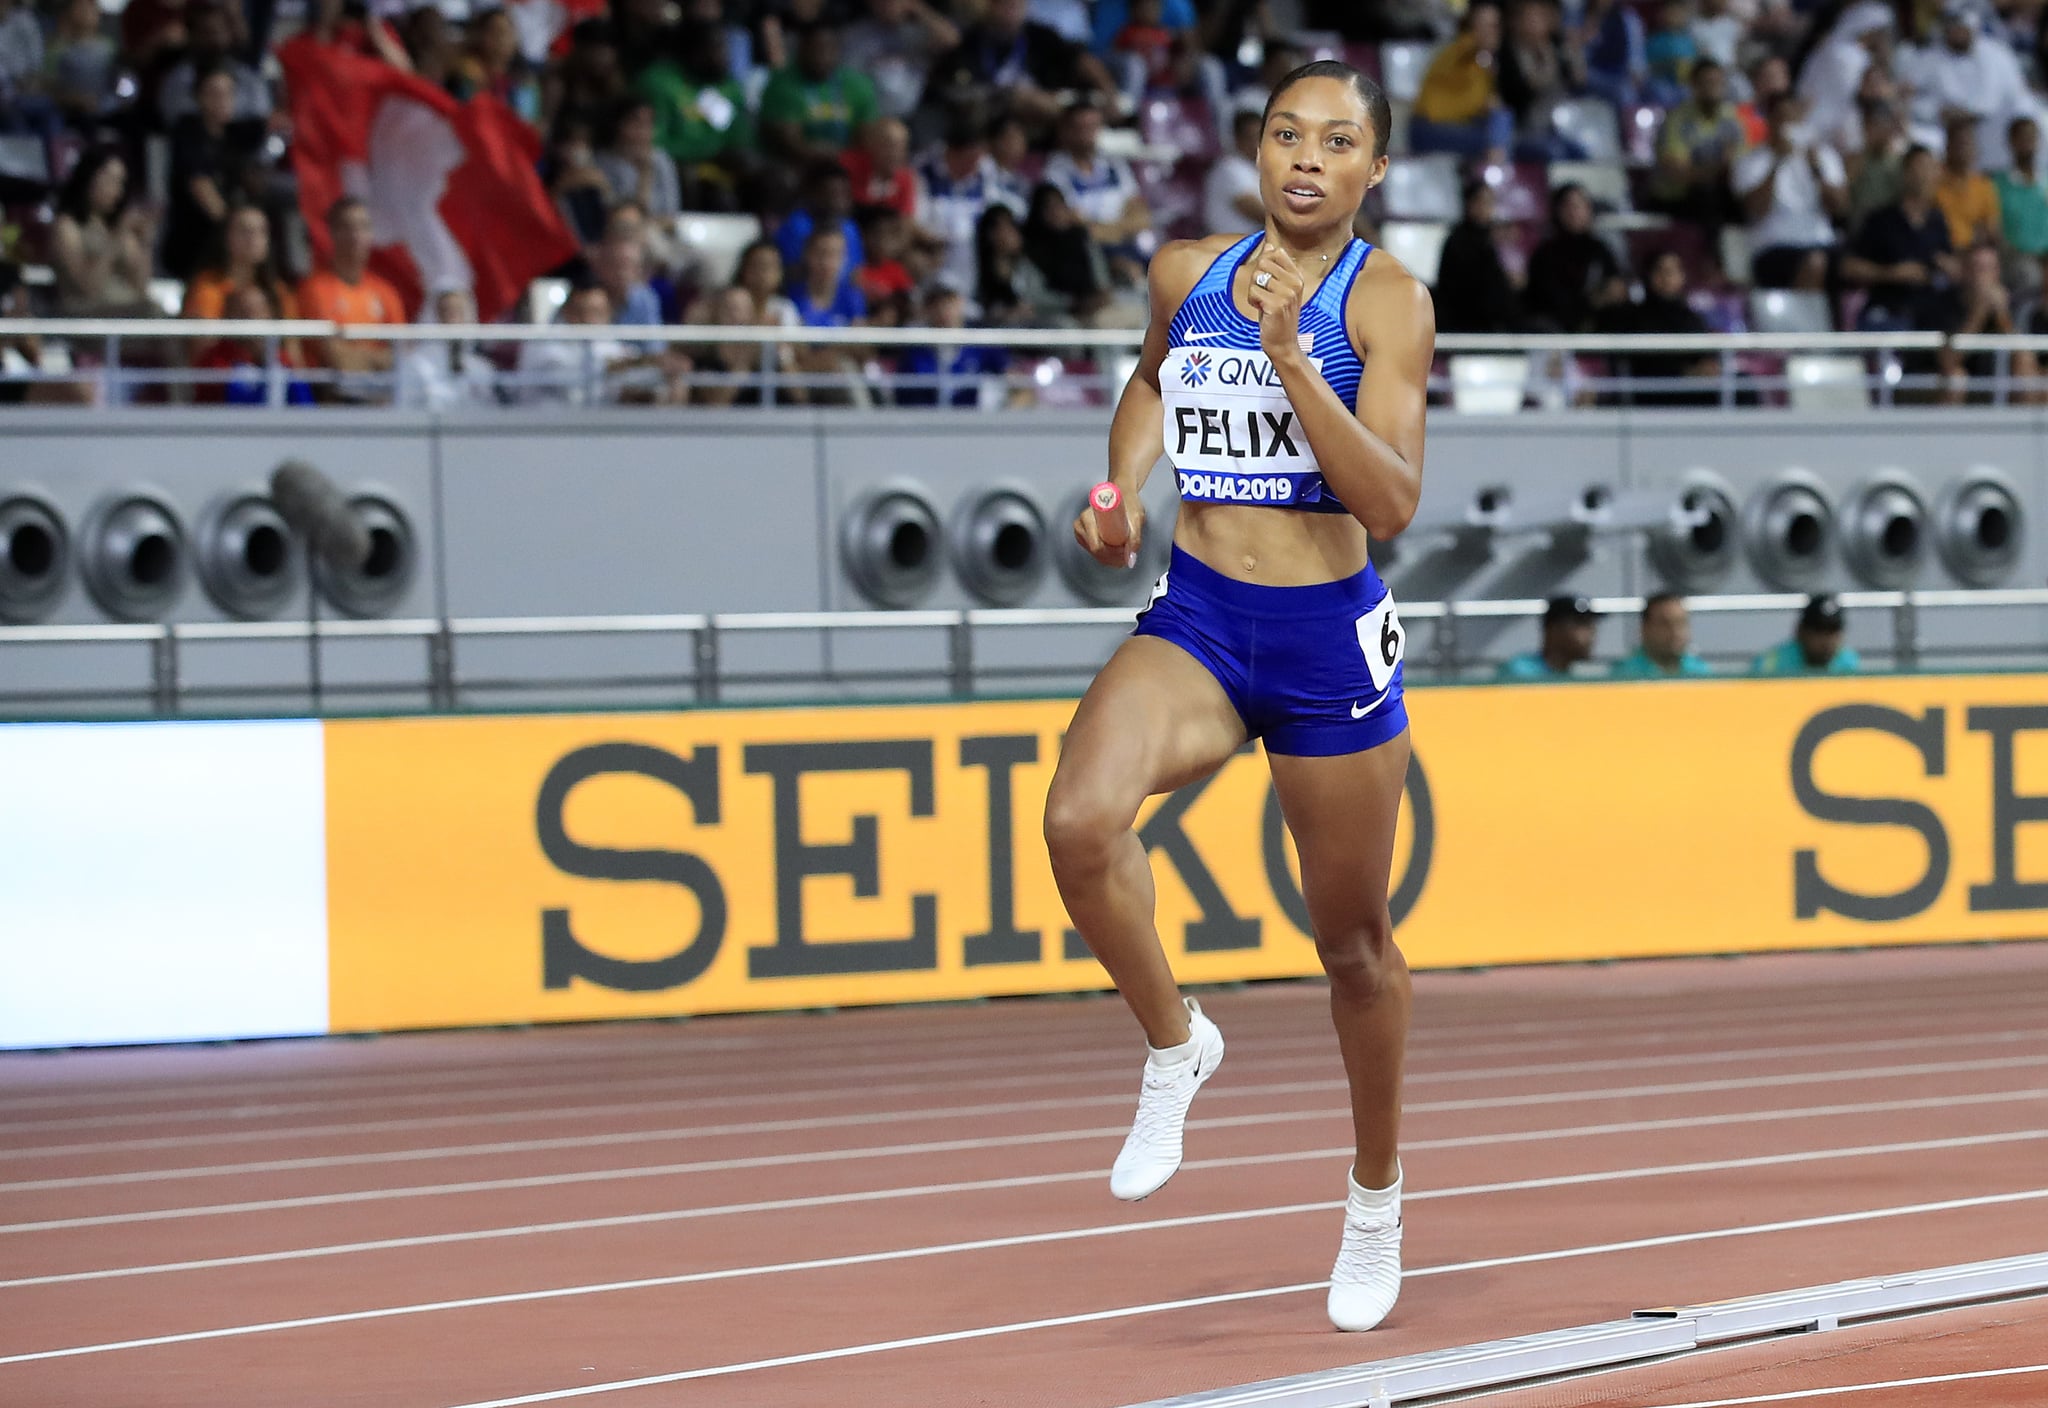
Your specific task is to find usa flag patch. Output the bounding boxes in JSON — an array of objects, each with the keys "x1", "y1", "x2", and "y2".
[{"x1": 1298, "y1": 331, "x2": 1315, "y2": 355}]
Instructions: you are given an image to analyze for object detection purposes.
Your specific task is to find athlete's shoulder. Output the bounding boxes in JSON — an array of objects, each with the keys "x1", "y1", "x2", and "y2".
[
  {"x1": 1148, "y1": 234, "x2": 1241, "y2": 308},
  {"x1": 1356, "y1": 243, "x2": 1435, "y2": 320}
]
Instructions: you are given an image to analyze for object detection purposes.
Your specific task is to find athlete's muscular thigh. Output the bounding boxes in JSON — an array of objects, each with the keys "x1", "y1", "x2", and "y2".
[{"x1": 1052, "y1": 636, "x2": 1247, "y2": 825}]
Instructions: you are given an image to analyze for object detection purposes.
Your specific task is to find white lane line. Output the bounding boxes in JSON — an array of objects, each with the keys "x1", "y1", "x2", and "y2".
[
  {"x1": 434, "y1": 1189, "x2": 2048, "y2": 1407},
  {"x1": 2, "y1": 986, "x2": 2030, "y2": 1129},
  {"x1": 1614, "y1": 1364, "x2": 2048, "y2": 1408},
  {"x1": 0, "y1": 1132, "x2": 2039, "y2": 1369},
  {"x1": 14, "y1": 1030, "x2": 2038, "y2": 1193},
  {"x1": 9, "y1": 1056, "x2": 2046, "y2": 1235},
  {"x1": 11, "y1": 1019, "x2": 2024, "y2": 1163},
  {"x1": 9, "y1": 1088, "x2": 2039, "y2": 1291}
]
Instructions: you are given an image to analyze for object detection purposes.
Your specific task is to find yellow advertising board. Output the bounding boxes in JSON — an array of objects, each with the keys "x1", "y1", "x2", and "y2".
[{"x1": 324, "y1": 673, "x2": 2048, "y2": 1033}]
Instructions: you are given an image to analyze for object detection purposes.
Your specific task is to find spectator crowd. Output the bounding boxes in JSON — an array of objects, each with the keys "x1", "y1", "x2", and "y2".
[{"x1": 4, "y1": 0, "x2": 2048, "y2": 406}]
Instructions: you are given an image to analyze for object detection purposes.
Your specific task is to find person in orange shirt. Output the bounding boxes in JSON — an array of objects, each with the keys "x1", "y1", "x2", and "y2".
[
  {"x1": 182, "y1": 203, "x2": 302, "y2": 365},
  {"x1": 1409, "y1": 3, "x2": 1515, "y2": 162},
  {"x1": 296, "y1": 196, "x2": 407, "y2": 396},
  {"x1": 1934, "y1": 116, "x2": 2002, "y2": 252}
]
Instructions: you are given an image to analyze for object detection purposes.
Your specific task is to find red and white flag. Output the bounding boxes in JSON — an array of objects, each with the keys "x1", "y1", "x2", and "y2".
[{"x1": 278, "y1": 32, "x2": 578, "y2": 324}]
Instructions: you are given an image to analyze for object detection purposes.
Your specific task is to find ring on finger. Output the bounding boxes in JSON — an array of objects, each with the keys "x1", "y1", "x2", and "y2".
[{"x1": 1254, "y1": 271, "x2": 1272, "y2": 288}]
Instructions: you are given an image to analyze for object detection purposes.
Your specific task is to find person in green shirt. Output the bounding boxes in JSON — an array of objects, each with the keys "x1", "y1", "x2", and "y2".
[
  {"x1": 1497, "y1": 596, "x2": 1600, "y2": 681},
  {"x1": 1751, "y1": 593, "x2": 1862, "y2": 674},
  {"x1": 635, "y1": 23, "x2": 756, "y2": 210},
  {"x1": 758, "y1": 21, "x2": 880, "y2": 164},
  {"x1": 1611, "y1": 591, "x2": 1713, "y2": 678},
  {"x1": 1993, "y1": 115, "x2": 2048, "y2": 276}
]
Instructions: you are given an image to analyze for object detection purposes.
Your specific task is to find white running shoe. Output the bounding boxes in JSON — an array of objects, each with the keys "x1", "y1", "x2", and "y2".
[
  {"x1": 1108, "y1": 997, "x2": 1225, "y2": 1201},
  {"x1": 1328, "y1": 1166, "x2": 1404, "y2": 1332}
]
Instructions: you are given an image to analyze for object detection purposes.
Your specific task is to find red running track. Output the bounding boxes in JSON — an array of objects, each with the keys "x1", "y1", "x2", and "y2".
[{"x1": 1, "y1": 943, "x2": 2046, "y2": 1408}]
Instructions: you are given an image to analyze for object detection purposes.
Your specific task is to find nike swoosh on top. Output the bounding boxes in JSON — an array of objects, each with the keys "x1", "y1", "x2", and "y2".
[{"x1": 1182, "y1": 330, "x2": 1230, "y2": 341}]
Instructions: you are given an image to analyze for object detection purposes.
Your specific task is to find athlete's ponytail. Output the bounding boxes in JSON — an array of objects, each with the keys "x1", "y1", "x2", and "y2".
[{"x1": 1259, "y1": 60, "x2": 1393, "y2": 161}]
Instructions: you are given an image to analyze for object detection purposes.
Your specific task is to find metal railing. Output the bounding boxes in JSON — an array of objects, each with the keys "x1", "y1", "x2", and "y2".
[
  {"x1": 6, "y1": 588, "x2": 2047, "y2": 718},
  {"x1": 0, "y1": 319, "x2": 2023, "y2": 409}
]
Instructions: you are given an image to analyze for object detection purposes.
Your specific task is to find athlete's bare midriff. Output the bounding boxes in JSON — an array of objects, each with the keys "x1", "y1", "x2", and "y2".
[{"x1": 1173, "y1": 498, "x2": 1373, "y2": 587}]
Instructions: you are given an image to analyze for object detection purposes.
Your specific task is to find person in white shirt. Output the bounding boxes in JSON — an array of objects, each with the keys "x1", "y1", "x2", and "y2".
[
  {"x1": 1203, "y1": 107, "x2": 1264, "y2": 235},
  {"x1": 1735, "y1": 90, "x2": 1848, "y2": 289},
  {"x1": 1898, "y1": 0, "x2": 2044, "y2": 170},
  {"x1": 917, "y1": 112, "x2": 1027, "y2": 291},
  {"x1": 401, "y1": 285, "x2": 500, "y2": 410},
  {"x1": 1040, "y1": 95, "x2": 1152, "y2": 278},
  {"x1": 1796, "y1": 0, "x2": 1893, "y2": 156}
]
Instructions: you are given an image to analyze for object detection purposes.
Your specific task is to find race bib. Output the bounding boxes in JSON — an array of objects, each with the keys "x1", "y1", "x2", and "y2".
[{"x1": 1355, "y1": 594, "x2": 1405, "y2": 694}]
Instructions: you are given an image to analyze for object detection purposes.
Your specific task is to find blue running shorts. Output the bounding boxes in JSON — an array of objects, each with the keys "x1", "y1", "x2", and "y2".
[{"x1": 1132, "y1": 545, "x2": 1409, "y2": 757}]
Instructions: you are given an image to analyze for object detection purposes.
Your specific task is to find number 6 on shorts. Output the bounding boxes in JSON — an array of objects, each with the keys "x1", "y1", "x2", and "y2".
[{"x1": 1354, "y1": 596, "x2": 1405, "y2": 694}]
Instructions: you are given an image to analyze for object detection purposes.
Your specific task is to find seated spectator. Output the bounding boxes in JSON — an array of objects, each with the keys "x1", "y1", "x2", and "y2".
[
  {"x1": 676, "y1": 0, "x2": 751, "y2": 88},
  {"x1": 164, "y1": 63, "x2": 269, "y2": 280},
  {"x1": 181, "y1": 204, "x2": 299, "y2": 363},
  {"x1": 897, "y1": 283, "x2": 1009, "y2": 406},
  {"x1": 1652, "y1": 59, "x2": 1748, "y2": 229},
  {"x1": 1644, "y1": 0, "x2": 1698, "y2": 108},
  {"x1": 1935, "y1": 115, "x2": 2002, "y2": 252},
  {"x1": 1523, "y1": 183, "x2": 1626, "y2": 332},
  {"x1": 1751, "y1": 593, "x2": 1859, "y2": 674},
  {"x1": 1996, "y1": 116, "x2": 2048, "y2": 292},
  {"x1": 1500, "y1": 0, "x2": 1589, "y2": 162},
  {"x1": 0, "y1": 0, "x2": 45, "y2": 133},
  {"x1": 1497, "y1": 596, "x2": 1599, "y2": 681},
  {"x1": 1691, "y1": 0, "x2": 1743, "y2": 71},
  {"x1": 1945, "y1": 241, "x2": 2039, "y2": 402},
  {"x1": 452, "y1": 7, "x2": 543, "y2": 128},
  {"x1": 50, "y1": 147, "x2": 158, "y2": 319},
  {"x1": 1041, "y1": 96, "x2": 1152, "y2": 278},
  {"x1": 403, "y1": 5, "x2": 458, "y2": 90},
  {"x1": 194, "y1": 284, "x2": 314, "y2": 406},
  {"x1": 545, "y1": 112, "x2": 616, "y2": 249},
  {"x1": 1411, "y1": 3, "x2": 1514, "y2": 162},
  {"x1": 988, "y1": 114, "x2": 1037, "y2": 207},
  {"x1": 43, "y1": 0, "x2": 119, "y2": 126},
  {"x1": 760, "y1": 21, "x2": 879, "y2": 166},
  {"x1": 734, "y1": 238, "x2": 801, "y2": 327},
  {"x1": 157, "y1": 0, "x2": 270, "y2": 128},
  {"x1": 1578, "y1": 0, "x2": 1646, "y2": 111},
  {"x1": 778, "y1": 159, "x2": 866, "y2": 278},
  {"x1": 924, "y1": 0, "x2": 1115, "y2": 131},
  {"x1": 1598, "y1": 249, "x2": 1716, "y2": 405},
  {"x1": 842, "y1": 0, "x2": 959, "y2": 121},
  {"x1": 974, "y1": 201, "x2": 1061, "y2": 326},
  {"x1": 1433, "y1": 179, "x2": 1522, "y2": 334},
  {"x1": 1610, "y1": 592, "x2": 1712, "y2": 678},
  {"x1": 919, "y1": 111, "x2": 1026, "y2": 291},
  {"x1": 853, "y1": 206, "x2": 916, "y2": 305},
  {"x1": 1736, "y1": 53, "x2": 1790, "y2": 147},
  {"x1": 1846, "y1": 97, "x2": 1909, "y2": 236},
  {"x1": 519, "y1": 276, "x2": 692, "y2": 404},
  {"x1": 1024, "y1": 181, "x2": 1133, "y2": 327},
  {"x1": 400, "y1": 286, "x2": 501, "y2": 410},
  {"x1": 788, "y1": 225, "x2": 867, "y2": 328},
  {"x1": 590, "y1": 200, "x2": 666, "y2": 343},
  {"x1": 0, "y1": 262, "x2": 91, "y2": 404},
  {"x1": 1204, "y1": 108, "x2": 1263, "y2": 236},
  {"x1": 546, "y1": 20, "x2": 626, "y2": 135},
  {"x1": 1844, "y1": 145, "x2": 1960, "y2": 331},
  {"x1": 296, "y1": 196, "x2": 408, "y2": 393},
  {"x1": 1903, "y1": 0, "x2": 2036, "y2": 171},
  {"x1": 1734, "y1": 91, "x2": 1847, "y2": 291},
  {"x1": 1111, "y1": 0, "x2": 1174, "y2": 94},
  {"x1": 1796, "y1": 1, "x2": 1894, "y2": 160},
  {"x1": 843, "y1": 117, "x2": 920, "y2": 220},
  {"x1": 637, "y1": 21, "x2": 756, "y2": 214},
  {"x1": 693, "y1": 283, "x2": 797, "y2": 406},
  {"x1": 596, "y1": 97, "x2": 682, "y2": 227}
]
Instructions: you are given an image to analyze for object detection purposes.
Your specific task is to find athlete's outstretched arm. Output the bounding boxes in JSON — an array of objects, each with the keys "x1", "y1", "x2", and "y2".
[
  {"x1": 1077, "y1": 242, "x2": 1208, "y2": 567},
  {"x1": 1249, "y1": 248, "x2": 1435, "y2": 540}
]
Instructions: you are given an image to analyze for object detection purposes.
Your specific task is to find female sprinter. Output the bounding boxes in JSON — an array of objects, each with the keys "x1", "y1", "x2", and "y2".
[{"x1": 1042, "y1": 60, "x2": 1431, "y2": 1333}]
